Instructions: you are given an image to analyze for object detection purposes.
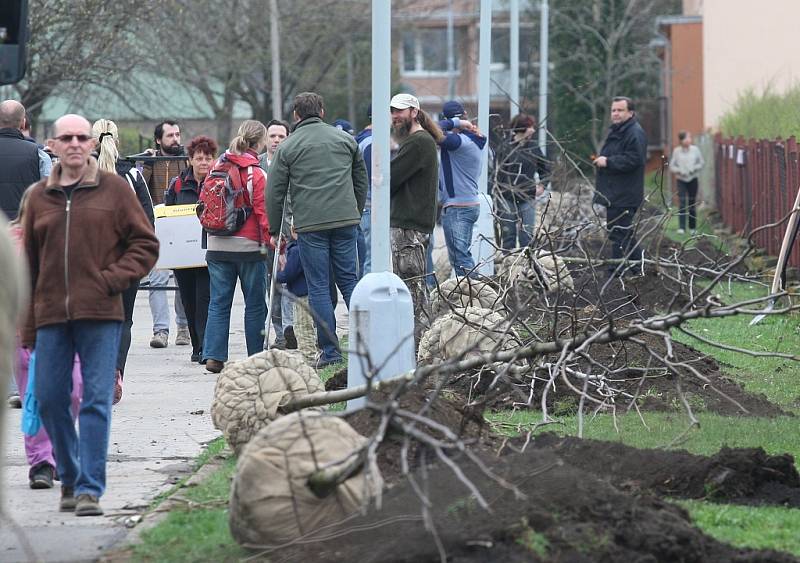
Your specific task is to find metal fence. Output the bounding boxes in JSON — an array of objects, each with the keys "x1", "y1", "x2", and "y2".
[{"x1": 715, "y1": 134, "x2": 800, "y2": 268}]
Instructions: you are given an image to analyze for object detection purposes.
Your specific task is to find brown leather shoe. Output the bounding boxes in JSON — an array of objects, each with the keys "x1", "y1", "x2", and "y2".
[
  {"x1": 75, "y1": 494, "x2": 103, "y2": 517},
  {"x1": 205, "y1": 359, "x2": 224, "y2": 374}
]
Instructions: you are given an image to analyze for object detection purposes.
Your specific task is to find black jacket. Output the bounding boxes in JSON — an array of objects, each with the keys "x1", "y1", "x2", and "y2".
[
  {"x1": 164, "y1": 166, "x2": 202, "y2": 206},
  {"x1": 0, "y1": 127, "x2": 40, "y2": 220},
  {"x1": 115, "y1": 160, "x2": 155, "y2": 225},
  {"x1": 495, "y1": 135, "x2": 549, "y2": 203},
  {"x1": 595, "y1": 116, "x2": 648, "y2": 208}
]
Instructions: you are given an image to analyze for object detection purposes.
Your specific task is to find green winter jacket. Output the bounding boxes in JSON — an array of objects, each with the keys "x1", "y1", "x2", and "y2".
[{"x1": 266, "y1": 117, "x2": 368, "y2": 234}]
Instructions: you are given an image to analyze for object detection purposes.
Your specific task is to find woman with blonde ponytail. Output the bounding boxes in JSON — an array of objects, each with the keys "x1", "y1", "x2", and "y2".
[
  {"x1": 202, "y1": 120, "x2": 273, "y2": 374},
  {"x1": 91, "y1": 119, "x2": 156, "y2": 404}
]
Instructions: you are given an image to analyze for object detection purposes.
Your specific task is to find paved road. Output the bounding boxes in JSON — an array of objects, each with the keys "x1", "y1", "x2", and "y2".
[{"x1": 1, "y1": 289, "x2": 249, "y2": 563}]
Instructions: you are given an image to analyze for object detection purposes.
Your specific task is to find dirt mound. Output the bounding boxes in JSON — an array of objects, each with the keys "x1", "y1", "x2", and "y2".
[
  {"x1": 523, "y1": 434, "x2": 800, "y2": 507},
  {"x1": 345, "y1": 385, "x2": 488, "y2": 483},
  {"x1": 277, "y1": 446, "x2": 797, "y2": 562}
]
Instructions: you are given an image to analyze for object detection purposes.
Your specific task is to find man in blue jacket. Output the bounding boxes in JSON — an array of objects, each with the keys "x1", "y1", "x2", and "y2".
[
  {"x1": 593, "y1": 96, "x2": 648, "y2": 276},
  {"x1": 438, "y1": 101, "x2": 486, "y2": 277}
]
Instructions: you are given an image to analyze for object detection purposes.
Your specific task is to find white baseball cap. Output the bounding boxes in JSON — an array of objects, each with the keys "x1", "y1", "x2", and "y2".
[{"x1": 390, "y1": 93, "x2": 420, "y2": 110}]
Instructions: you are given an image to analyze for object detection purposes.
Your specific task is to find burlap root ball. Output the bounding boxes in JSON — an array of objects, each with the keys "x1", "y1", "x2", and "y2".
[
  {"x1": 417, "y1": 306, "x2": 518, "y2": 366},
  {"x1": 229, "y1": 410, "x2": 384, "y2": 548},
  {"x1": 500, "y1": 248, "x2": 574, "y2": 293},
  {"x1": 429, "y1": 277, "x2": 502, "y2": 318},
  {"x1": 211, "y1": 349, "x2": 325, "y2": 453}
]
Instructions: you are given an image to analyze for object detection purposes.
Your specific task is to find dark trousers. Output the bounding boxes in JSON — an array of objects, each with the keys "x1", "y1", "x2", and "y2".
[
  {"x1": 677, "y1": 178, "x2": 698, "y2": 230},
  {"x1": 174, "y1": 267, "x2": 211, "y2": 356},
  {"x1": 116, "y1": 280, "x2": 139, "y2": 376},
  {"x1": 606, "y1": 206, "x2": 642, "y2": 271}
]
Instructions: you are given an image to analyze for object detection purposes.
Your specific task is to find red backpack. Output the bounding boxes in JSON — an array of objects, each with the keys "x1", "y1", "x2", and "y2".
[{"x1": 196, "y1": 157, "x2": 254, "y2": 236}]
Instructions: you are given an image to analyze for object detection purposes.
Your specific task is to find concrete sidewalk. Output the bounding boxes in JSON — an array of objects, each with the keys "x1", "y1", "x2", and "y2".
[{"x1": 1, "y1": 290, "x2": 246, "y2": 562}]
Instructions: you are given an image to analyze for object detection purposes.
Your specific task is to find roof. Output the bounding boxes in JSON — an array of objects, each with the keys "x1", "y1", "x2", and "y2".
[{"x1": 40, "y1": 72, "x2": 252, "y2": 123}]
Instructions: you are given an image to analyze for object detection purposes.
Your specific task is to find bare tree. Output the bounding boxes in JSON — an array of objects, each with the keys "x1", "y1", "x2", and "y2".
[
  {"x1": 11, "y1": 0, "x2": 158, "y2": 131},
  {"x1": 549, "y1": 0, "x2": 679, "y2": 152}
]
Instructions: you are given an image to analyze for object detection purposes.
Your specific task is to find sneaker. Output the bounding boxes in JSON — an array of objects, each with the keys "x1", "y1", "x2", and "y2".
[
  {"x1": 175, "y1": 327, "x2": 191, "y2": 346},
  {"x1": 150, "y1": 331, "x2": 169, "y2": 349},
  {"x1": 7, "y1": 393, "x2": 21, "y2": 408},
  {"x1": 284, "y1": 326, "x2": 298, "y2": 350},
  {"x1": 60, "y1": 486, "x2": 77, "y2": 512},
  {"x1": 190, "y1": 352, "x2": 201, "y2": 363},
  {"x1": 271, "y1": 336, "x2": 287, "y2": 350},
  {"x1": 676, "y1": 228, "x2": 685, "y2": 234},
  {"x1": 315, "y1": 356, "x2": 342, "y2": 370},
  {"x1": 113, "y1": 370, "x2": 123, "y2": 405},
  {"x1": 75, "y1": 494, "x2": 103, "y2": 517},
  {"x1": 29, "y1": 463, "x2": 55, "y2": 489},
  {"x1": 205, "y1": 359, "x2": 224, "y2": 374}
]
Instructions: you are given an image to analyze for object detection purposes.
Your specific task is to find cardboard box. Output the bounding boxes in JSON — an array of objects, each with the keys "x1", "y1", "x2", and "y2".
[{"x1": 154, "y1": 204, "x2": 207, "y2": 269}]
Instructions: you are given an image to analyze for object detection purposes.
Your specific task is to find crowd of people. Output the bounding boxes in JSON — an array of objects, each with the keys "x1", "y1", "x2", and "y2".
[{"x1": 1, "y1": 90, "x2": 699, "y2": 517}]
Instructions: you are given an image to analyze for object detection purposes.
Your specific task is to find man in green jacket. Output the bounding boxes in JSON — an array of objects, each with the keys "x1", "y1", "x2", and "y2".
[
  {"x1": 267, "y1": 92, "x2": 368, "y2": 368},
  {"x1": 389, "y1": 93, "x2": 443, "y2": 345}
]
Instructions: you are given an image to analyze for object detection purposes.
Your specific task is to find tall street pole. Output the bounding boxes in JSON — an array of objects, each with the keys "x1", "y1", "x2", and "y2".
[
  {"x1": 510, "y1": 0, "x2": 520, "y2": 119},
  {"x1": 472, "y1": 0, "x2": 494, "y2": 275},
  {"x1": 270, "y1": 0, "x2": 282, "y2": 120},
  {"x1": 447, "y1": 0, "x2": 456, "y2": 99},
  {"x1": 538, "y1": 0, "x2": 549, "y2": 154},
  {"x1": 348, "y1": 0, "x2": 415, "y2": 408},
  {"x1": 370, "y1": 0, "x2": 391, "y2": 273}
]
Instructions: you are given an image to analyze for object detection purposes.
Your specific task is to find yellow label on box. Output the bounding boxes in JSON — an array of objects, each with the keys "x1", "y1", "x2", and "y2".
[{"x1": 154, "y1": 203, "x2": 198, "y2": 219}]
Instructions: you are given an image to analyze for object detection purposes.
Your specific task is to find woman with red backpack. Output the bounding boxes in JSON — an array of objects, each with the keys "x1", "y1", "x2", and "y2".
[
  {"x1": 198, "y1": 121, "x2": 272, "y2": 373},
  {"x1": 165, "y1": 135, "x2": 217, "y2": 364}
]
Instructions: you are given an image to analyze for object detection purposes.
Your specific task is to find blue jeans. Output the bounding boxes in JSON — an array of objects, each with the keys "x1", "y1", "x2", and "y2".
[
  {"x1": 442, "y1": 205, "x2": 479, "y2": 277},
  {"x1": 358, "y1": 208, "x2": 371, "y2": 276},
  {"x1": 497, "y1": 198, "x2": 536, "y2": 249},
  {"x1": 297, "y1": 225, "x2": 359, "y2": 362},
  {"x1": 204, "y1": 259, "x2": 267, "y2": 361},
  {"x1": 35, "y1": 320, "x2": 122, "y2": 498}
]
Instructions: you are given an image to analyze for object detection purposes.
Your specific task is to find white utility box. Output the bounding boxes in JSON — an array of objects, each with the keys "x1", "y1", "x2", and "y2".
[{"x1": 154, "y1": 204, "x2": 206, "y2": 269}]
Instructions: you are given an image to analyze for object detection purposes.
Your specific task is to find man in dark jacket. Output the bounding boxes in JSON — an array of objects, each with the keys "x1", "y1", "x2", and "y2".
[
  {"x1": 0, "y1": 100, "x2": 45, "y2": 220},
  {"x1": 22, "y1": 114, "x2": 159, "y2": 517},
  {"x1": 593, "y1": 96, "x2": 647, "y2": 274},
  {"x1": 267, "y1": 92, "x2": 368, "y2": 368},
  {"x1": 495, "y1": 113, "x2": 549, "y2": 250}
]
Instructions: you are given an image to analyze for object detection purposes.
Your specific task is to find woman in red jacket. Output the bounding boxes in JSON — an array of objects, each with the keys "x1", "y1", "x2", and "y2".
[{"x1": 201, "y1": 121, "x2": 272, "y2": 373}]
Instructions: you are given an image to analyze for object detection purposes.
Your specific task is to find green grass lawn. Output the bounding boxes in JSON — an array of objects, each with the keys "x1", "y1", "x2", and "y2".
[
  {"x1": 677, "y1": 500, "x2": 800, "y2": 557},
  {"x1": 672, "y1": 282, "x2": 800, "y2": 408}
]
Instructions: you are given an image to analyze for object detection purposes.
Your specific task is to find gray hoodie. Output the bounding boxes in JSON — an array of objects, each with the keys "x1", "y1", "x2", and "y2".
[{"x1": 669, "y1": 144, "x2": 705, "y2": 182}]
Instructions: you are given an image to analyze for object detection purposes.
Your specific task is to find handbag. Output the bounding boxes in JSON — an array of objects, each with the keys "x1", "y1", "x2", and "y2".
[{"x1": 21, "y1": 350, "x2": 42, "y2": 437}]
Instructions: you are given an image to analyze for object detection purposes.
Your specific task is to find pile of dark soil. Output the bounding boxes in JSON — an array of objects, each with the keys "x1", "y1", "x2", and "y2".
[
  {"x1": 522, "y1": 434, "x2": 800, "y2": 507},
  {"x1": 344, "y1": 385, "x2": 489, "y2": 482},
  {"x1": 280, "y1": 444, "x2": 797, "y2": 562}
]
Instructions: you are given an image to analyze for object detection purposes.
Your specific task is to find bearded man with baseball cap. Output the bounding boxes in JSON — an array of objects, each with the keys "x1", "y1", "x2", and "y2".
[{"x1": 389, "y1": 93, "x2": 443, "y2": 346}]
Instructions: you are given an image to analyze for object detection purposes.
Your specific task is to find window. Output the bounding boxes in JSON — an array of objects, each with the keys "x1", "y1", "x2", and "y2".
[
  {"x1": 401, "y1": 28, "x2": 462, "y2": 75},
  {"x1": 491, "y1": 26, "x2": 536, "y2": 67}
]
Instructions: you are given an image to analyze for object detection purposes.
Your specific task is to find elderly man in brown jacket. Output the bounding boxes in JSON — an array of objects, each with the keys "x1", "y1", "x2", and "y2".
[{"x1": 22, "y1": 114, "x2": 159, "y2": 517}]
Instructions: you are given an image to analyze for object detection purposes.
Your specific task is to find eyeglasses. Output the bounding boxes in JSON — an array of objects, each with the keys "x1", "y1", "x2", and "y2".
[{"x1": 54, "y1": 134, "x2": 92, "y2": 143}]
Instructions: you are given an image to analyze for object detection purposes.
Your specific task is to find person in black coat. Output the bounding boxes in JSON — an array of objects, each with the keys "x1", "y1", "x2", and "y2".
[
  {"x1": 593, "y1": 96, "x2": 647, "y2": 275},
  {"x1": 494, "y1": 113, "x2": 549, "y2": 250},
  {"x1": 164, "y1": 136, "x2": 217, "y2": 363},
  {"x1": 92, "y1": 118, "x2": 156, "y2": 404}
]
